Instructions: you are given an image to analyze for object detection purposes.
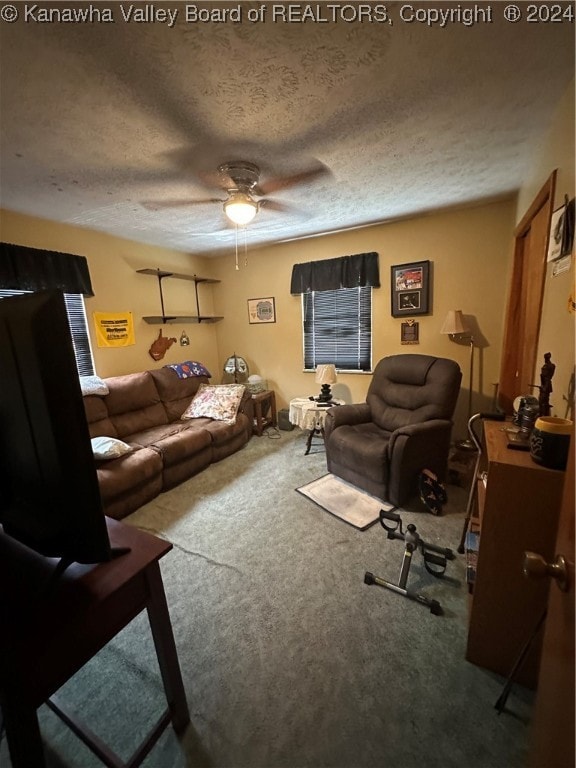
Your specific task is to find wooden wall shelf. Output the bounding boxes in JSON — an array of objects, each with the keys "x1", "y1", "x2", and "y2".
[{"x1": 137, "y1": 268, "x2": 222, "y2": 324}]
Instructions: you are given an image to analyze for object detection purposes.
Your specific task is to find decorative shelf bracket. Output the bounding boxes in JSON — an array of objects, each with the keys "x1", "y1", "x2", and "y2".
[{"x1": 137, "y1": 268, "x2": 223, "y2": 324}]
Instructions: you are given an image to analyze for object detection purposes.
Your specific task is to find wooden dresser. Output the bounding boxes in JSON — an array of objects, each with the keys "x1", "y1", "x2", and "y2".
[{"x1": 465, "y1": 419, "x2": 566, "y2": 688}]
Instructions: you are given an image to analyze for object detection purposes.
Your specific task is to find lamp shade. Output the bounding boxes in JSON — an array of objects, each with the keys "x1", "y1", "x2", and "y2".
[
  {"x1": 315, "y1": 364, "x2": 337, "y2": 385},
  {"x1": 440, "y1": 310, "x2": 469, "y2": 335},
  {"x1": 224, "y1": 193, "x2": 258, "y2": 226}
]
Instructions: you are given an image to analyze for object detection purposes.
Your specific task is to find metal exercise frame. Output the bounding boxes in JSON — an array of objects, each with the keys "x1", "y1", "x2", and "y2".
[{"x1": 364, "y1": 508, "x2": 455, "y2": 616}]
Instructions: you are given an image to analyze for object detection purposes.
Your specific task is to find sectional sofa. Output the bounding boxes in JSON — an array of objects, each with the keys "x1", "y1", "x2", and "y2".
[{"x1": 83, "y1": 366, "x2": 254, "y2": 520}]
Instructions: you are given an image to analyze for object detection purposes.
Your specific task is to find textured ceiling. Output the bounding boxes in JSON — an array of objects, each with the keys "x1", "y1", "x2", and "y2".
[{"x1": 0, "y1": 2, "x2": 574, "y2": 257}]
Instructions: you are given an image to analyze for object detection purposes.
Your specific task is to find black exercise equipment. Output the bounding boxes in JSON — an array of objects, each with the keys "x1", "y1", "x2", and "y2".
[{"x1": 364, "y1": 508, "x2": 455, "y2": 615}]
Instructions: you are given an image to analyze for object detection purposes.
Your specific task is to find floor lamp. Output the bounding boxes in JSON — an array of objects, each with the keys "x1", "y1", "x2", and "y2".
[{"x1": 441, "y1": 310, "x2": 476, "y2": 451}]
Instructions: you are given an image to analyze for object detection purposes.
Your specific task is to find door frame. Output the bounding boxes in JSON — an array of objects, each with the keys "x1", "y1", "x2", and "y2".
[{"x1": 498, "y1": 171, "x2": 556, "y2": 413}]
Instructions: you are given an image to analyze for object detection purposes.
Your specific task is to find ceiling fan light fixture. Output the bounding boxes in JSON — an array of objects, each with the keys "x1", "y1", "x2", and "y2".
[{"x1": 224, "y1": 192, "x2": 258, "y2": 225}]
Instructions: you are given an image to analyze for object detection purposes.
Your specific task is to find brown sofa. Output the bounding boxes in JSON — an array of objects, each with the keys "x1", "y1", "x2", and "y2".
[{"x1": 83, "y1": 367, "x2": 254, "y2": 520}]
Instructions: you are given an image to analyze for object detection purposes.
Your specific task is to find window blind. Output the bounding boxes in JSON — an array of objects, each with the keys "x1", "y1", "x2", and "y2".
[
  {"x1": 303, "y1": 286, "x2": 372, "y2": 372},
  {"x1": 0, "y1": 290, "x2": 94, "y2": 376}
]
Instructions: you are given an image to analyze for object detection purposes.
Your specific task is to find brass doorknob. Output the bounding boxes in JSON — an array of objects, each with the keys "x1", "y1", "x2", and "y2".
[{"x1": 523, "y1": 551, "x2": 570, "y2": 592}]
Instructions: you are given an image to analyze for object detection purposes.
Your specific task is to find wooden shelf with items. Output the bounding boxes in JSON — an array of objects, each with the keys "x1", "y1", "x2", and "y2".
[
  {"x1": 465, "y1": 418, "x2": 565, "y2": 688},
  {"x1": 137, "y1": 268, "x2": 223, "y2": 324}
]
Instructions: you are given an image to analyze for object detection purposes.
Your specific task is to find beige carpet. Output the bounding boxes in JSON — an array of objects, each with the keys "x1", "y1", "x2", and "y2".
[{"x1": 297, "y1": 473, "x2": 394, "y2": 530}]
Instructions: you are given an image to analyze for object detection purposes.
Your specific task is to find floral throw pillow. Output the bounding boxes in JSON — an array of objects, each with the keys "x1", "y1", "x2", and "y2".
[{"x1": 181, "y1": 384, "x2": 245, "y2": 425}]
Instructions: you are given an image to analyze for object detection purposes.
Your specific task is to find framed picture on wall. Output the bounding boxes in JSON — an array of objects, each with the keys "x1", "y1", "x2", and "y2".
[
  {"x1": 248, "y1": 297, "x2": 276, "y2": 324},
  {"x1": 390, "y1": 260, "x2": 430, "y2": 317},
  {"x1": 400, "y1": 320, "x2": 419, "y2": 344}
]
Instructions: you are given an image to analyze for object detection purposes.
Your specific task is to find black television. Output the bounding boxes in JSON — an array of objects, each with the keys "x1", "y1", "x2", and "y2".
[{"x1": 0, "y1": 289, "x2": 112, "y2": 564}]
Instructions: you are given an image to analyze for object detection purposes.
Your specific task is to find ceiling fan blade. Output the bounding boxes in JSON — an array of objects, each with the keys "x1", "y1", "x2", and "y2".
[
  {"x1": 257, "y1": 163, "x2": 331, "y2": 195},
  {"x1": 196, "y1": 168, "x2": 235, "y2": 191},
  {"x1": 141, "y1": 197, "x2": 224, "y2": 211},
  {"x1": 259, "y1": 199, "x2": 294, "y2": 214}
]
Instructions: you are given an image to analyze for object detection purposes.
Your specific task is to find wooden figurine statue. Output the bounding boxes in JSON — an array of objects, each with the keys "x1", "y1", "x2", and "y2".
[{"x1": 538, "y1": 352, "x2": 555, "y2": 417}]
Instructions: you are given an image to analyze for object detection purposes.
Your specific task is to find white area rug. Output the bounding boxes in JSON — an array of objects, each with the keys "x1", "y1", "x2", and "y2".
[{"x1": 297, "y1": 473, "x2": 394, "y2": 530}]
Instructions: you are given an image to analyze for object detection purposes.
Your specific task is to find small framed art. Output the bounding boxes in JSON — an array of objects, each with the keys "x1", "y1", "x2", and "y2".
[
  {"x1": 401, "y1": 320, "x2": 419, "y2": 344},
  {"x1": 390, "y1": 260, "x2": 430, "y2": 317},
  {"x1": 248, "y1": 297, "x2": 276, "y2": 324}
]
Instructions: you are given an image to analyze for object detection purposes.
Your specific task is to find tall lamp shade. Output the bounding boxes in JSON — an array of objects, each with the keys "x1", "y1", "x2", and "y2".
[
  {"x1": 440, "y1": 310, "x2": 469, "y2": 337},
  {"x1": 441, "y1": 310, "x2": 475, "y2": 450}
]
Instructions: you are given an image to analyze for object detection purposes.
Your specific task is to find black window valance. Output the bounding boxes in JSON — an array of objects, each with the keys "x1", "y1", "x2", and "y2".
[
  {"x1": 290, "y1": 252, "x2": 379, "y2": 294},
  {"x1": 0, "y1": 242, "x2": 94, "y2": 296}
]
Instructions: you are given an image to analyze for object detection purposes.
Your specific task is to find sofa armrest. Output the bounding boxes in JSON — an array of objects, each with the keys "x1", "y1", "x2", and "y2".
[
  {"x1": 324, "y1": 402, "x2": 371, "y2": 442},
  {"x1": 238, "y1": 389, "x2": 254, "y2": 424},
  {"x1": 386, "y1": 419, "x2": 454, "y2": 505}
]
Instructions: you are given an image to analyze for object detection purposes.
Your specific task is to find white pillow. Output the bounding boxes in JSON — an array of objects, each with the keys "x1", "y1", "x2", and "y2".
[
  {"x1": 91, "y1": 436, "x2": 132, "y2": 460},
  {"x1": 80, "y1": 375, "x2": 109, "y2": 396},
  {"x1": 181, "y1": 384, "x2": 245, "y2": 425}
]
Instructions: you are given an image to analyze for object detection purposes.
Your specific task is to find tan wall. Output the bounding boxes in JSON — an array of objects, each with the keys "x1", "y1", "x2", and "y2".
[
  {"x1": 515, "y1": 79, "x2": 575, "y2": 420},
  {"x1": 1, "y1": 198, "x2": 516, "y2": 442},
  {"x1": 211, "y1": 199, "x2": 516, "y2": 441},
  {"x1": 0, "y1": 209, "x2": 220, "y2": 379}
]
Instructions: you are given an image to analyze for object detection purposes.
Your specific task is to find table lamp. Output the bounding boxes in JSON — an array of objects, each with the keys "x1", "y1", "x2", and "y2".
[
  {"x1": 441, "y1": 310, "x2": 475, "y2": 450},
  {"x1": 315, "y1": 364, "x2": 337, "y2": 403}
]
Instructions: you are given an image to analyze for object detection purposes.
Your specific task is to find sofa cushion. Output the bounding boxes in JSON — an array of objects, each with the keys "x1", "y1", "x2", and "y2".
[
  {"x1": 124, "y1": 421, "x2": 212, "y2": 466},
  {"x1": 367, "y1": 355, "x2": 461, "y2": 433},
  {"x1": 328, "y1": 422, "x2": 391, "y2": 484},
  {"x1": 182, "y1": 384, "x2": 246, "y2": 425},
  {"x1": 149, "y1": 367, "x2": 210, "y2": 422},
  {"x1": 84, "y1": 395, "x2": 118, "y2": 439},
  {"x1": 95, "y1": 445, "x2": 163, "y2": 503},
  {"x1": 105, "y1": 371, "x2": 168, "y2": 437}
]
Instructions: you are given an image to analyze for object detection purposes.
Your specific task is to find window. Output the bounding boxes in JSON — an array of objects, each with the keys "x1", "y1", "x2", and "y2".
[
  {"x1": 0, "y1": 290, "x2": 94, "y2": 376},
  {"x1": 302, "y1": 286, "x2": 372, "y2": 372}
]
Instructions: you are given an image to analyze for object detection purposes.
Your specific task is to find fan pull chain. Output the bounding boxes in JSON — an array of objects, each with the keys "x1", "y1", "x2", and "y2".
[
  {"x1": 235, "y1": 225, "x2": 239, "y2": 271},
  {"x1": 243, "y1": 226, "x2": 248, "y2": 267}
]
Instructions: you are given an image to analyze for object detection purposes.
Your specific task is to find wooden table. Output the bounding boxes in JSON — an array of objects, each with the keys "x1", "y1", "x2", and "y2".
[
  {"x1": 0, "y1": 518, "x2": 190, "y2": 768},
  {"x1": 252, "y1": 389, "x2": 277, "y2": 436}
]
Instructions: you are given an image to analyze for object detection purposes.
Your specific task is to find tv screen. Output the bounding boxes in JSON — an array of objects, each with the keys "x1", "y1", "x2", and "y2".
[{"x1": 0, "y1": 289, "x2": 111, "y2": 563}]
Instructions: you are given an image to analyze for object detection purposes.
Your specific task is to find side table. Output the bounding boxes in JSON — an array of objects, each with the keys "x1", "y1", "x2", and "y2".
[
  {"x1": 252, "y1": 390, "x2": 277, "y2": 436},
  {"x1": 289, "y1": 397, "x2": 344, "y2": 454},
  {"x1": 0, "y1": 518, "x2": 190, "y2": 768}
]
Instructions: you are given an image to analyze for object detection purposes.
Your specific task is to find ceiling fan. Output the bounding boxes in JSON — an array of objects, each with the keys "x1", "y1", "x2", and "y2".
[{"x1": 142, "y1": 159, "x2": 330, "y2": 227}]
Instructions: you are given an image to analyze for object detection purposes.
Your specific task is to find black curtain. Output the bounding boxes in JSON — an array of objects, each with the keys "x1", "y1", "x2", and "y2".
[
  {"x1": 0, "y1": 242, "x2": 94, "y2": 296},
  {"x1": 290, "y1": 252, "x2": 379, "y2": 294}
]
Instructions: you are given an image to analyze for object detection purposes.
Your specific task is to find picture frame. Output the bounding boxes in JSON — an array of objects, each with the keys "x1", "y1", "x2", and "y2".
[
  {"x1": 248, "y1": 297, "x2": 276, "y2": 324},
  {"x1": 400, "y1": 320, "x2": 419, "y2": 344},
  {"x1": 547, "y1": 205, "x2": 565, "y2": 262},
  {"x1": 390, "y1": 260, "x2": 430, "y2": 317}
]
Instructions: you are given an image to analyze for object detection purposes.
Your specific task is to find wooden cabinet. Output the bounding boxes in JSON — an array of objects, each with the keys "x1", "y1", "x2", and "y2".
[
  {"x1": 465, "y1": 419, "x2": 565, "y2": 688},
  {"x1": 137, "y1": 268, "x2": 223, "y2": 324}
]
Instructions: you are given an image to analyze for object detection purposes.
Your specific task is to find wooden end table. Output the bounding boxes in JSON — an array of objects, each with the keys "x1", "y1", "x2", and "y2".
[
  {"x1": 252, "y1": 390, "x2": 277, "y2": 436},
  {"x1": 0, "y1": 518, "x2": 190, "y2": 768}
]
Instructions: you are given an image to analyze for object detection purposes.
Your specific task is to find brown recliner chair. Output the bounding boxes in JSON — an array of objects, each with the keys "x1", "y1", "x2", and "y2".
[{"x1": 324, "y1": 354, "x2": 462, "y2": 507}]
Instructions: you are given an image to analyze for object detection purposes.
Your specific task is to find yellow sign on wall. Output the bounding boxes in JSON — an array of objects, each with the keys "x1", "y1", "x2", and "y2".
[{"x1": 93, "y1": 312, "x2": 135, "y2": 347}]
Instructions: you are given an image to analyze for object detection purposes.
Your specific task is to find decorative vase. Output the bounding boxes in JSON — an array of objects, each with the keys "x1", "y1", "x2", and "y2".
[{"x1": 529, "y1": 417, "x2": 572, "y2": 471}]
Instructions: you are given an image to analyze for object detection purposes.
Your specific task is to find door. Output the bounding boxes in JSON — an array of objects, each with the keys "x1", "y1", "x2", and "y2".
[
  {"x1": 499, "y1": 172, "x2": 556, "y2": 413},
  {"x1": 528, "y1": 431, "x2": 575, "y2": 768}
]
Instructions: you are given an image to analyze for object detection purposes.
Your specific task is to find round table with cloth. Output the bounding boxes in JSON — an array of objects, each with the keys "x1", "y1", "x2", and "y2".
[{"x1": 289, "y1": 397, "x2": 345, "y2": 454}]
